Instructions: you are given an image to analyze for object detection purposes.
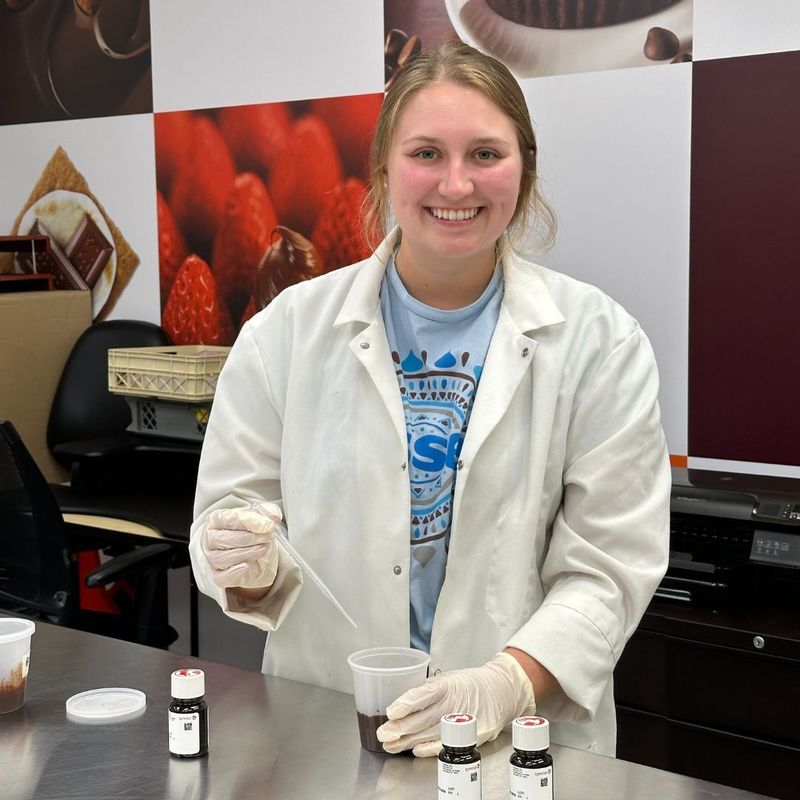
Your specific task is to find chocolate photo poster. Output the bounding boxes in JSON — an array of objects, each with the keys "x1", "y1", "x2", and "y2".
[
  {"x1": 154, "y1": 94, "x2": 383, "y2": 345},
  {"x1": 0, "y1": 0, "x2": 153, "y2": 125},
  {"x1": 385, "y1": 0, "x2": 694, "y2": 77}
]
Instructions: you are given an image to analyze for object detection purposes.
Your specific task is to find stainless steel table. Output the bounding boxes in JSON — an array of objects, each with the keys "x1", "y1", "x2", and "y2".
[{"x1": 0, "y1": 621, "x2": 774, "y2": 800}]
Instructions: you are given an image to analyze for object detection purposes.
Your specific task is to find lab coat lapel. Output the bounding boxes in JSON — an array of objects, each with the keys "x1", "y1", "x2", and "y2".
[
  {"x1": 336, "y1": 230, "x2": 408, "y2": 455},
  {"x1": 458, "y1": 253, "x2": 566, "y2": 467},
  {"x1": 347, "y1": 321, "x2": 408, "y2": 455}
]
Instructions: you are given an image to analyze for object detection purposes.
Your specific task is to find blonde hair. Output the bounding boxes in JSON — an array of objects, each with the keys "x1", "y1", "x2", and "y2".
[{"x1": 364, "y1": 40, "x2": 556, "y2": 256}]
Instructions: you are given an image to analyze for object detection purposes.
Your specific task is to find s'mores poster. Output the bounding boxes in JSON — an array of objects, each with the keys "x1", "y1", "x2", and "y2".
[
  {"x1": 0, "y1": 113, "x2": 158, "y2": 323},
  {"x1": 7, "y1": 147, "x2": 139, "y2": 319},
  {"x1": 0, "y1": 147, "x2": 140, "y2": 321},
  {"x1": 385, "y1": 0, "x2": 694, "y2": 79}
]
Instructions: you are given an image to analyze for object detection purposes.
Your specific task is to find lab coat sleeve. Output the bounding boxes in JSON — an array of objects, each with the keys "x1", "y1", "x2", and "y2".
[
  {"x1": 506, "y1": 326, "x2": 671, "y2": 723},
  {"x1": 189, "y1": 320, "x2": 303, "y2": 631}
]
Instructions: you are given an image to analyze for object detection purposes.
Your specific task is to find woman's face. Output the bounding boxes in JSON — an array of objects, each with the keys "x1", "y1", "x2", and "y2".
[{"x1": 386, "y1": 80, "x2": 523, "y2": 271}]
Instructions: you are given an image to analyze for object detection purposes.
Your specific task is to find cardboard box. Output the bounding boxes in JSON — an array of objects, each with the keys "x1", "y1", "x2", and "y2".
[{"x1": 0, "y1": 290, "x2": 92, "y2": 482}]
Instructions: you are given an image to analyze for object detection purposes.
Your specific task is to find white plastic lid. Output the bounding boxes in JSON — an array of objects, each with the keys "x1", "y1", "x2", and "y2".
[
  {"x1": 171, "y1": 668, "x2": 205, "y2": 699},
  {"x1": 0, "y1": 618, "x2": 35, "y2": 644},
  {"x1": 440, "y1": 712, "x2": 477, "y2": 747},
  {"x1": 66, "y1": 688, "x2": 146, "y2": 723},
  {"x1": 512, "y1": 716, "x2": 550, "y2": 751}
]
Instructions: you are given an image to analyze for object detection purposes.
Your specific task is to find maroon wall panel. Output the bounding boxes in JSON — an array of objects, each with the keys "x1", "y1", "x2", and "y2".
[{"x1": 689, "y1": 51, "x2": 800, "y2": 466}]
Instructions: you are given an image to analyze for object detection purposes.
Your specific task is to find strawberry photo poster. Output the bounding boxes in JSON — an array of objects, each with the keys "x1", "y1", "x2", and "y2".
[{"x1": 154, "y1": 93, "x2": 383, "y2": 346}]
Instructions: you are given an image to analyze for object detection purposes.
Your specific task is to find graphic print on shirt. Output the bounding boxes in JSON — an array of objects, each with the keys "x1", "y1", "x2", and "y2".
[{"x1": 393, "y1": 348, "x2": 483, "y2": 545}]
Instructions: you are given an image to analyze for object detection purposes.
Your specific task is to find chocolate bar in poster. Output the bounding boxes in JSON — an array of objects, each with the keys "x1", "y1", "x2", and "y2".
[
  {"x1": 16, "y1": 219, "x2": 89, "y2": 291},
  {"x1": 65, "y1": 212, "x2": 113, "y2": 288}
]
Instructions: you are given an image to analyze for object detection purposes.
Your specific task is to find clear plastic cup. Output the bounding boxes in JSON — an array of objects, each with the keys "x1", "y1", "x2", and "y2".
[
  {"x1": 347, "y1": 646, "x2": 431, "y2": 752},
  {"x1": 0, "y1": 618, "x2": 35, "y2": 714}
]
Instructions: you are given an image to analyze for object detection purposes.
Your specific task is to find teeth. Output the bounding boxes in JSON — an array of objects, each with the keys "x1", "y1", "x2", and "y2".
[{"x1": 430, "y1": 207, "x2": 479, "y2": 221}]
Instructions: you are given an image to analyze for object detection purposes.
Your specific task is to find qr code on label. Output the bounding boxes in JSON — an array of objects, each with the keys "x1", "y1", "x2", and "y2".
[
  {"x1": 540, "y1": 777, "x2": 549, "y2": 787},
  {"x1": 183, "y1": 722, "x2": 193, "y2": 731},
  {"x1": 471, "y1": 773, "x2": 478, "y2": 782}
]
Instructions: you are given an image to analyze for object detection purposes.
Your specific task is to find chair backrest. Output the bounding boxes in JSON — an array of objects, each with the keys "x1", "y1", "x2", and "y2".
[
  {"x1": 47, "y1": 320, "x2": 170, "y2": 457},
  {"x1": 0, "y1": 420, "x2": 179, "y2": 647},
  {"x1": 0, "y1": 420, "x2": 75, "y2": 623}
]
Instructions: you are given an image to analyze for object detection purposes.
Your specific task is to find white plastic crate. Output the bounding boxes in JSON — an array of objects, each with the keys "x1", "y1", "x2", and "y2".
[
  {"x1": 108, "y1": 345, "x2": 230, "y2": 402},
  {"x1": 125, "y1": 397, "x2": 211, "y2": 441}
]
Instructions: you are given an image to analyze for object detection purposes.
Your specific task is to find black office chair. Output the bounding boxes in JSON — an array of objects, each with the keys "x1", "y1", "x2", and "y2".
[
  {"x1": 0, "y1": 419, "x2": 179, "y2": 647},
  {"x1": 44, "y1": 320, "x2": 200, "y2": 652},
  {"x1": 47, "y1": 319, "x2": 201, "y2": 491}
]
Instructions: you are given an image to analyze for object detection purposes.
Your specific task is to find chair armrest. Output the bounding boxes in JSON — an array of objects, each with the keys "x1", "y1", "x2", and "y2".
[
  {"x1": 53, "y1": 435, "x2": 143, "y2": 459},
  {"x1": 54, "y1": 434, "x2": 202, "y2": 459},
  {"x1": 85, "y1": 543, "x2": 176, "y2": 588}
]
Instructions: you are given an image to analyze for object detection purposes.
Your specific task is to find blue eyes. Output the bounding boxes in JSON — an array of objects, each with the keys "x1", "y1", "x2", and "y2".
[{"x1": 412, "y1": 149, "x2": 499, "y2": 161}]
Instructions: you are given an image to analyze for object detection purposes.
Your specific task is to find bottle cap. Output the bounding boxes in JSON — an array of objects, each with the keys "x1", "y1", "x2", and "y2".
[
  {"x1": 171, "y1": 668, "x2": 205, "y2": 699},
  {"x1": 512, "y1": 716, "x2": 550, "y2": 751},
  {"x1": 440, "y1": 712, "x2": 477, "y2": 747}
]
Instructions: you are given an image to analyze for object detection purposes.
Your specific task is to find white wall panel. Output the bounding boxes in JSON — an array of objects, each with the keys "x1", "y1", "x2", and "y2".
[
  {"x1": 520, "y1": 64, "x2": 692, "y2": 456},
  {"x1": 688, "y1": 457, "x2": 800, "y2": 479},
  {"x1": 694, "y1": 0, "x2": 800, "y2": 61},
  {"x1": 150, "y1": 0, "x2": 384, "y2": 111}
]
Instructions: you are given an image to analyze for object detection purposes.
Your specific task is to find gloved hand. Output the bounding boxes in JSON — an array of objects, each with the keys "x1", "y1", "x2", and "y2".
[
  {"x1": 376, "y1": 652, "x2": 536, "y2": 757},
  {"x1": 202, "y1": 504, "x2": 284, "y2": 590}
]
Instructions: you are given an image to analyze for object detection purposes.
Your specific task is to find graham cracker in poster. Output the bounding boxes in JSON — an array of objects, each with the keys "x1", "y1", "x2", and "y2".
[{"x1": 0, "y1": 146, "x2": 138, "y2": 320}]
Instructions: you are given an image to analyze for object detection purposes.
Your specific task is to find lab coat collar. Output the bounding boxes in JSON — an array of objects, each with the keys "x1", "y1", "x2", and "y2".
[
  {"x1": 503, "y1": 250, "x2": 566, "y2": 335},
  {"x1": 333, "y1": 228, "x2": 566, "y2": 335},
  {"x1": 333, "y1": 229, "x2": 400, "y2": 328}
]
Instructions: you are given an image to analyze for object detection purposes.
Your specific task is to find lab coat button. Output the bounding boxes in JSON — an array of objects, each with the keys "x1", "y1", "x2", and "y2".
[
  {"x1": 521, "y1": 347, "x2": 530, "y2": 357},
  {"x1": 457, "y1": 459, "x2": 464, "y2": 470},
  {"x1": 401, "y1": 462, "x2": 407, "y2": 471},
  {"x1": 360, "y1": 341, "x2": 370, "y2": 350},
  {"x1": 393, "y1": 565, "x2": 402, "y2": 575}
]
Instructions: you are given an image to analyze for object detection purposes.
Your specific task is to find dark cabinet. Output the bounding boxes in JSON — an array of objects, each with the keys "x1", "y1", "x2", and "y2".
[{"x1": 615, "y1": 599, "x2": 800, "y2": 799}]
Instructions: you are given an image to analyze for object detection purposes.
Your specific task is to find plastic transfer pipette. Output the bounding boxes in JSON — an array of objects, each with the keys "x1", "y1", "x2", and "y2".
[{"x1": 250, "y1": 503, "x2": 358, "y2": 629}]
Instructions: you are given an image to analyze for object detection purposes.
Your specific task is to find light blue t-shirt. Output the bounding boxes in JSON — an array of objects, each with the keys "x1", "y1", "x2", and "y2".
[{"x1": 380, "y1": 257, "x2": 503, "y2": 652}]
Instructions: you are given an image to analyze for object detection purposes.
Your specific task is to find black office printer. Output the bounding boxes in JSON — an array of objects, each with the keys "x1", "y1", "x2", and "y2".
[{"x1": 660, "y1": 467, "x2": 800, "y2": 606}]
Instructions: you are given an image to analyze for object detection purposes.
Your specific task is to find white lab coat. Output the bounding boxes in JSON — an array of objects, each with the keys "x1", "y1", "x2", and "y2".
[{"x1": 190, "y1": 230, "x2": 670, "y2": 755}]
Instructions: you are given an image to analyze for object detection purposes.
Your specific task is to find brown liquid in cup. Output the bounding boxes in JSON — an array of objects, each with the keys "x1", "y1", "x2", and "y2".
[
  {"x1": 356, "y1": 711, "x2": 389, "y2": 752},
  {"x1": 0, "y1": 662, "x2": 27, "y2": 714}
]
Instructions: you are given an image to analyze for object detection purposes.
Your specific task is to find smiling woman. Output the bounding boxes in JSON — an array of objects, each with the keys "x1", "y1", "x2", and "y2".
[
  {"x1": 365, "y1": 41, "x2": 556, "y2": 267},
  {"x1": 384, "y1": 81, "x2": 523, "y2": 309},
  {"x1": 190, "y1": 40, "x2": 671, "y2": 762}
]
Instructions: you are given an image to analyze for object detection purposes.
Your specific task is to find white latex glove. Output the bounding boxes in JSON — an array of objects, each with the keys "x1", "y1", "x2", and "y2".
[
  {"x1": 202, "y1": 504, "x2": 283, "y2": 589},
  {"x1": 376, "y1": 652, "x2": 536, "y2": 757}
]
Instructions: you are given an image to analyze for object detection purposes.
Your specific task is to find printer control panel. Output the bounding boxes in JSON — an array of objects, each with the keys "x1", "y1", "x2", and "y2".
[
  {"x1": 753, "y1": 500, "x2": 800, "y2": 523},
  {"x1": 750, "y1": 529, "x2": 800, "y2": 567}
]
